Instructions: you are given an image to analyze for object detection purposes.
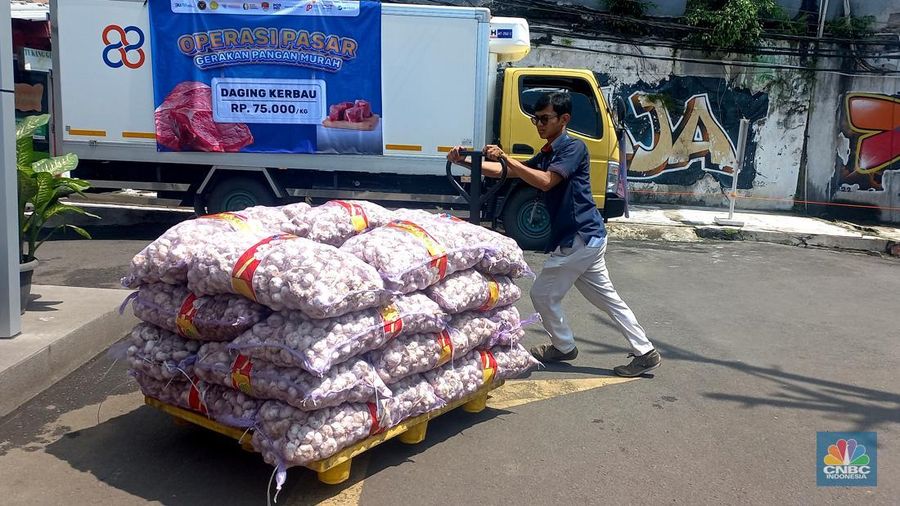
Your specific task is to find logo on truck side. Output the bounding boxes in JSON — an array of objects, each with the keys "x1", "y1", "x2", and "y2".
[{"x1": 102, "y1": 25, "x2": 146, "y2": 69}]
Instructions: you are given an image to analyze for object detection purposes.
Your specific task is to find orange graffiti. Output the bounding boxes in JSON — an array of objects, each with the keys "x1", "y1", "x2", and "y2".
[{"x1": 843, "y1": 93, "x2": 900, "y2": 191}]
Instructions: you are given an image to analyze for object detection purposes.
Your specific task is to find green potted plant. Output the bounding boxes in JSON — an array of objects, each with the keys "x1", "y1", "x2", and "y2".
[{"x1": 17, "y1": 114, "x2": 97, "y2": 313}]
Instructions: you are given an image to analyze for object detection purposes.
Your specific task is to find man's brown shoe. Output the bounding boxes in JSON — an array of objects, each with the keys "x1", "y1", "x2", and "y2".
[{"x1": 530, "y1": 344, "x2": 578, "y2": 362}]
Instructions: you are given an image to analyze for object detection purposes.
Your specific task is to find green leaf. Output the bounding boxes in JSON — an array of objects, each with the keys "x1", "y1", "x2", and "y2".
[
  {"x1": 32, "y1": 153, "x2": 79, "y2": 176},
  {"x1": 33, "y1": 172, "x2": 56, "y2": 214},
  {"x1": 45, "y1": 202, "x2": 100, "y2": 221},
  {"x1": 45, "y1": 202, "x2": 85, "y2": 218},
  {"x1": 66, "y1": 224, "x2": 92, "y2": 240},
  {"x1": 16, "y1": 134, "x2": 35, "y2": 168},
  {"x1": 17, "y1": 170, "x2": 38, "y2": 206},
  {"x1": 15, "y1": 114, "x2": 50, "y2": 141}
]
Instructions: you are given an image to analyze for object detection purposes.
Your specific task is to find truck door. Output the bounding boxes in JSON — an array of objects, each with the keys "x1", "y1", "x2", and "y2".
[{"x1": 499, "y1": 68, "x2": 617, "y2": 249}]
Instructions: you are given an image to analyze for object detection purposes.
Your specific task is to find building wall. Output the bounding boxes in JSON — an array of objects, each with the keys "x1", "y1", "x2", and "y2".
[{"x1": 520, "y1": 39, "x2": 811, "y2": 211}]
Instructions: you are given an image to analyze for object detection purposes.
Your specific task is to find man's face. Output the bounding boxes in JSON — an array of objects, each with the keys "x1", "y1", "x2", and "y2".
[{"x1": 533, "y1": 104, "x2": 568, "y2": 140}]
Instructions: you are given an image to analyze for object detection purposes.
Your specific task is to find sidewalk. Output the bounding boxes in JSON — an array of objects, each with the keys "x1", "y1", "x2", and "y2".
[
  {"x1": 607, "y1": 204, "x2": 900, "y2": 257},
  {"x1": 0, "y1": 285, "x2": 136, "y2": 418}
]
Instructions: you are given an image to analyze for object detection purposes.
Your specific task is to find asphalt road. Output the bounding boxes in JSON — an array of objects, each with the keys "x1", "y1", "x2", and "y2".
[{"x1": 3, "y1": 234, "x2": 898, "y2": 505}]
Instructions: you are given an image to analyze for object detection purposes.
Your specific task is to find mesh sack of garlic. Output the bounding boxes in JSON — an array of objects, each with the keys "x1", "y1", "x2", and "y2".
[
  {"x1": 340, "y1": 217, "x2": 492, "y2": 293},
  {"x1": 228, "y1": 293, "x2": 447, "y2": 376},
  {"x1": 195, "y1": 342, "x2": 391, "y2": 411},
  {"x1": 123, "y1": 323, "x2": 201, "y2": 382},
  {"x1": 129, "y1": 283, "x2": 270, "y2": 341},
  {"x1": 181, "y1": 231, "x2": 390, "y2": 318},
  {"x1": 447, "y1": 305, "x2": 523, "y2": 350},
  {"x1": 425, "y1": 269, "x2": 521, "y2": 314},
  {"x1": 370, "y1": 305, "x2": 529, "y2": 385},
  {"x1": 425, "y1": 344, "x2": 540, "y2": 403},
  {"x1": 252, "y1": 401, "x2": 380, "y2": 471},
  {"x1": 253, "y1": 377, "x2": 442, "y2": 473},
  {"x1": 391, "y1": 209, "x2": 531, "y2": 278},
  {"x1": 122, "y1": 208, "x2": 298, "y2": 288},
  {"x1": 380, "y1": 373, "x2": 445, "y2": 427},
  {"x1": 492, "y1": 343, "x2": 542, "y2": 380},
  {"x1": 367, "y1": 330, "x2": 456, "y2": 385},
  {"x1": 281, "y1": 200, "x2": 393, "y2": 246},
  {"x1": 133, "y1": 372, "x2": 262, "y2": 423}
]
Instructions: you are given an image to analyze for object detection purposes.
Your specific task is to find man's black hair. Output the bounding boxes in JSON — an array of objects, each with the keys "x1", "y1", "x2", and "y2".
[{"x1": 535, "y1": 92, "x2": 572, "y2": 117}]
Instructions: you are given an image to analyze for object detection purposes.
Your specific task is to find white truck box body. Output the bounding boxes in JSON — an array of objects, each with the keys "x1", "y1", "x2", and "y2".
[{"x1": 51, "y1": 0, "x2": 495, "y2": 176}]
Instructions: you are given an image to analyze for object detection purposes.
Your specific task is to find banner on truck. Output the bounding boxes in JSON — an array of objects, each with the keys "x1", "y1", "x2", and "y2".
[{"x1": 148, "y1": 0, "x2": 382, "y2": 154}]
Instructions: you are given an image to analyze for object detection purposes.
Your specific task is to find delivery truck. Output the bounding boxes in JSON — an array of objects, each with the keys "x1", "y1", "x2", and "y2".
[{"x1": 50, "y1": 0, "x2": 624, "y2": 249}]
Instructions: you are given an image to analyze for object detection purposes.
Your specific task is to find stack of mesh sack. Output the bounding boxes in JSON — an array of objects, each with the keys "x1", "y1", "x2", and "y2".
[{"x1": 118, "y1": 201, "x2": 539, "y2": 490}]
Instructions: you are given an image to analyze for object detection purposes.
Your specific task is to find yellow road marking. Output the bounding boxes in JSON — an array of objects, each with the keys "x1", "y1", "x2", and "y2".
[
  {"x1": 310, "y1": 377, "x2": 636, "y2": 505},
  {"x1": 487, "y1": 377, "x2": 638, "y2": 410}
]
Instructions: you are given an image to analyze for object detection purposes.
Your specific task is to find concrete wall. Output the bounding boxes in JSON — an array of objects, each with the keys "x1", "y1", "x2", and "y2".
[
  {"x1": 805, "y1": 69, "x2": 900, "y2": 222},
  {"x1": 520, "y1": 38, "x2": 811, "y2": 211}
]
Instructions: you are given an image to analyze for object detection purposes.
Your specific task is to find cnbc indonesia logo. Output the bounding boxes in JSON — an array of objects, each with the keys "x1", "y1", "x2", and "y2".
[{"x1": 818, "y1": 432, "x2": 877, "y2": 487}]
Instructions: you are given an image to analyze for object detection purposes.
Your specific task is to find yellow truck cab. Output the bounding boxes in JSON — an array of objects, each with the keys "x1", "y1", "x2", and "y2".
[{"x1": 495, "y1": 67, "x2": 625, "y2": 250}]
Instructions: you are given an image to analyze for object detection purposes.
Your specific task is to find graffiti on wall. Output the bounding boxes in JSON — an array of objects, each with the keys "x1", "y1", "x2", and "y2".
[
  {"x1": 836, "y1": 93, "x2": 900, "y2": 192},
  {"x1": 832, "y1": 92, "x2": 900, "y2": 221},
  {"x1": 599, "y1": 76, "x2": 769, "y2": 190},
  {"x1": 628, "y1": 93, "x2": 738, "y2": 178}
]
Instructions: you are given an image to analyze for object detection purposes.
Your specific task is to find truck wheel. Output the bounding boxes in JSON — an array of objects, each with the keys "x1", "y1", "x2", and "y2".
[
  {"x1": 502, "y1": 187, "x2": 551, "y2": 251},
  {"x1": 205, "y1": 176, "x2": 275, "y2": 214}
]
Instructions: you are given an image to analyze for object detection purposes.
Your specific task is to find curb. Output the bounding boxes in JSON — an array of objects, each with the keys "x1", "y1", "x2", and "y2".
[
  {"x1": 608, "y1": 221, "x2": 899, "y2": 257},
  {"x1": 50, "y1": 202, "x2": 192, "y2": 229},
  {"x1": 694, "y1": 226, "x2": 897, "y2": 256},
  {"x1": 0, "y1": 287, "x2": 137, "y2": 418}
]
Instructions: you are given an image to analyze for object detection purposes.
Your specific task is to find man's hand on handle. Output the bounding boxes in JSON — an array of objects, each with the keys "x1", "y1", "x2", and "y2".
[
  {"x1": 484, "y1": 145, "x2": 507, "y2": 162},
  {"x1": 446, "y1": 145, "x2": 513, "y2": 179},
  {"x1": 447, "y1": 146, "x2": 466, "y2": 165}
]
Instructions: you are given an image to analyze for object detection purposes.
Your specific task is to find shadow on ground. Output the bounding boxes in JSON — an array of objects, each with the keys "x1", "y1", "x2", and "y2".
[{"x1": 42, "y1": 402, "x2": 510, "y2": 505}]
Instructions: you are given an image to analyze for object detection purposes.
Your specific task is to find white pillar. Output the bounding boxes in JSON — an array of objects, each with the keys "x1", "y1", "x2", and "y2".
[{"x1": 1, "y1": 1, "x2": 22, "y2": 338}]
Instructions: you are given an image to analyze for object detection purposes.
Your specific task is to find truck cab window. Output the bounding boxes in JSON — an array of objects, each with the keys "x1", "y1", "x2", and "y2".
[{"x1": 519, "y1": 77, "x2": 602, "y2": 140}]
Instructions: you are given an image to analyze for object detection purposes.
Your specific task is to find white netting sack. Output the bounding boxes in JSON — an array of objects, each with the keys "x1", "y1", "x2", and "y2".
[
  {"x1": 134, "y1": 373, "x2": 262, "y2": 422},
  {"x1": 390, "y1": 210, "x2": 531, "y2": 278},
  {"x1": 195, "y1": 342, "x2": 391, "y2": 411},
  {"x1": 184, "y1": 232, "x2": 390, "y2": 318},
  {"x1": 380, "y1": 374, "x2": 445, "y2": 427},
  {"x1": 237, "y1": 205, "x2": 303, "y2": 229},
  {"x1": 124, "y1": 323, "x2": 200, "y2": 381},
  {"x1": 122, "y1": 207, "x2": 303, "y2": 288},
  {"x1": 450, "y1": 305, "x2": 536, "y2": 350},
  {"x1": 252, "y1": 401, "x2": 379, "y2": 471},
  {"x1": 122, "y1": 211, "x2": 279, "y2": 287},
  {"x1": 252, "y1": 376, "x2": 443, "y2": 475},
  {"x1": 129, "y1": 282, "x2": 270, "y2": 341},
  {"x1": 493, "y1": 343, "x2": 542, "y2": 380},
  {"x1": 367, "y1": 330, "x2": 456, "y2": 385},
  {"x1": 229, "y1": 293, "x2": 447, "y2": 376},
  {"x1": 281, "y1": 200, "x2": 392, "y2": 246},
  {"x1": 340, "y1": 218, "x2": 491, "y2": 293},
  {"x1": 370, "y1": 305, "x2": 531, "y2": 385},
  {"x1": 425, "y1": 269, "x2": 520, "y2": 314},
  {"x1": 425, "y1": 344, "x2": 540, "y2": 403},
  {"x1": 423, "y1": 351, "x2": 483, "y2": 404}
]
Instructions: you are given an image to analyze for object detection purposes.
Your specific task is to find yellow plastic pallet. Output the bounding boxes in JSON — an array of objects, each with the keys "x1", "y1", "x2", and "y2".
[{"x1": 144, "y1": 380, "x2": 504, "y2": 485}]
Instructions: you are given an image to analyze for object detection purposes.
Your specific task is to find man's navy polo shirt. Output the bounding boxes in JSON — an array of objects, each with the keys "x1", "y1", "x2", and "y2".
[{"x1": 523, "y1": 131, "x2": 607, "y2": 252}]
